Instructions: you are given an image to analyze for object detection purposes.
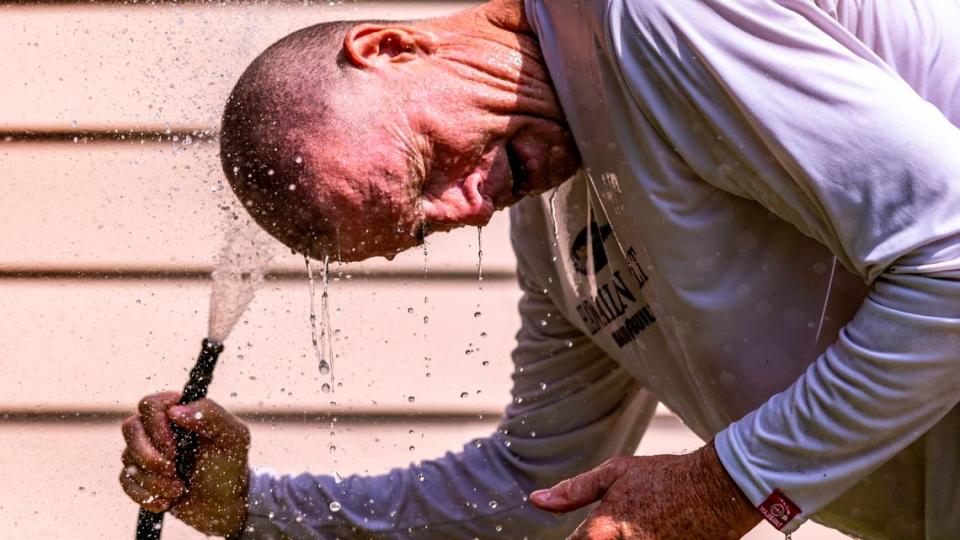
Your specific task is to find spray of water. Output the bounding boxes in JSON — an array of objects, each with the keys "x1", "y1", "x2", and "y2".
[{"x1": 207, "y1": 219, "x2": 276, "y2": 342}]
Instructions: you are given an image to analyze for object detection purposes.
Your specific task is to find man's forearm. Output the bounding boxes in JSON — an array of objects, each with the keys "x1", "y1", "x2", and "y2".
[
  {"x1": 717, "y1": 260, "x2": 960, "y2": 531},
  {"x1": 238, "y1": 438, "x2": 554, "y2": 539}
]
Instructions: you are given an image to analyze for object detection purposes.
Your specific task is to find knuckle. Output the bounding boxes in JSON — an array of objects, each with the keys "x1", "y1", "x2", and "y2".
[
  {"x1": 607, "y1": 456, "x2": 628, "y2": 468},
  {"x1": 144, "y1": 499, "x2": 170, "y2": 513},
  {"x1": 121, "y1": 416, "x2": 138, "y2": 439},
  {"x1": 237, "y1": 424, "x2": 251, "y2": 447},
  {"x1": 138, "y1": 396, "x2": 155, "y2": 415},
  {"x1": 554, "y1": 478, "x2": 574, "y2": 497},
  {"x1": 119, "y1": 471, "x2": 142, "y2": 495}
]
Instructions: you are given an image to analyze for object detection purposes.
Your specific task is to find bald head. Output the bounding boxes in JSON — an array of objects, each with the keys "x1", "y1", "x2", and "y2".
[
  {"x1": 221, "y1": 21, "x2": 372, "y2": 257},
  {"x1": 219, "y1": 3, "x2": 579, "y2": 262}
]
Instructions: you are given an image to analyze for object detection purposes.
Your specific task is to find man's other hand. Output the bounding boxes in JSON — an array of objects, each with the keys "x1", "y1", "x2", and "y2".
[
  {"x1": 530, "y1": 441, "x2": 760, "y2": 539},
  {"x1": 119, "y1": 392, "x2": 251, "y2": 537}
]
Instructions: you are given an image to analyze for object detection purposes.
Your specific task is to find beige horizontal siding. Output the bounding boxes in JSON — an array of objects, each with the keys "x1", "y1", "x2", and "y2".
[
  {"x1": 0, "y1": 142, "x2": 516, "y2": 274},
  {"x1": 0, "y1": 419, "x2": 498, "y2": 539},
  {"x1": 0, "y1": 277, "x2": 520, "y2": 413},
  {"x1": 0, "y1": 2, "x2": 477, "y2": 131}
]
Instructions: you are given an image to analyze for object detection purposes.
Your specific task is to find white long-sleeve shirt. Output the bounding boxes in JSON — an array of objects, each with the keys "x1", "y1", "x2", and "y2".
[
  {"x1": 526, "y1": 0, "x2": 960, "y2": 536},
  {"x1": 240, "y1": 0, "x2": 960, "y2": 538}
]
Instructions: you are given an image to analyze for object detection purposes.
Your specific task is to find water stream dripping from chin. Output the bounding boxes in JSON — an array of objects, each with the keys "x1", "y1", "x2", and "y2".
[{"x1": 307, "y1": 255, "x2": 335, "y2": 392}]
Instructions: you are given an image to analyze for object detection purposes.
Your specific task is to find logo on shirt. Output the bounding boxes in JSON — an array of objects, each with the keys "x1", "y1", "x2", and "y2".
[
  {"x1": 571, "y1": 221, "x2": 613, "y2": 275},
  {"x1": 570, "y1": 222, "x2": 657, "y2": 348}
]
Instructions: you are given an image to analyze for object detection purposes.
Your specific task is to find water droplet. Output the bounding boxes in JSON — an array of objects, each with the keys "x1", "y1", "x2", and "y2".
[
  {"x1": 477, "y1": 227, "x2": 483, "y2": 281},
  {"x1": 460, "y1": 392, "x2": 469, "y2": 398},
  {"x1": 193, "y1": 412, "x2": 203, "y2": 420},
  {"x1": 549, "y1": 187, "x2": 561, "y2": 248},
  {"x1": 321, "y1": 383, "x2": 331, "y2": 393},
  {"x1": 294, "y1": 155, "x2": 303, "y2": 164},
  {"x1": 539, "y1": 382, "x2": 547, "y2": 391},
  {"x1": 474, "y1": 311, "x2": 482, "y2": 318},
  {"x1": 488, "y1": 500, "x2": 498, "y2": 509},
  {"x1": 329, "y1": 501, "x2": 341, "y2": 512}
]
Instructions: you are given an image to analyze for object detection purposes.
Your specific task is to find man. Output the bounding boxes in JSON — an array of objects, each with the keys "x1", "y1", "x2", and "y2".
[{"x1": 120, "y1": 0, "x2": 960, "y2": 538}]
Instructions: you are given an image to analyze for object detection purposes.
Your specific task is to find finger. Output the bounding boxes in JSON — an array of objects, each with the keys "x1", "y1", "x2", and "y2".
[
  {"x1": 122, "y1": 445, "x2": 175, "y2": 478},
  {"x1": 567, "y1": 511, "x2": 624, "y2": 540},
  {"x1": 122, "y1": 416, "x2": 176, "y2": 476},
  {"x1": 167, "y1": 399, "x2": 249, "y2": 448},
  {"x1": 138, "y1": 391, "x2": 181, "y2": 460},
  {"x1": 531, "y1": 457, "x2": 631, "y2": 513},
  {"x1": 119, "y1": 469, "x2": 174, "y2": 513},
  {"x1": 122, "y1": 465, "x2": 185, "y2": 499}
]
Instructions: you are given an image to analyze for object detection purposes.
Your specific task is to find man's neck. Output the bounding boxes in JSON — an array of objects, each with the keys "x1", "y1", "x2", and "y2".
[{"x1": 480, "y1": 0, "x2": 533, "y2": 36}]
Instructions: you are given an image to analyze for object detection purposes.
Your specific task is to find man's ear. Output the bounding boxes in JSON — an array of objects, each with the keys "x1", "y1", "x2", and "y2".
[
  {"x1": 421, "y1": 172, "x2": 494, "y2": 227},
  {"x1": 344, "y1": 23, "x2": 437, "y2": 69}
]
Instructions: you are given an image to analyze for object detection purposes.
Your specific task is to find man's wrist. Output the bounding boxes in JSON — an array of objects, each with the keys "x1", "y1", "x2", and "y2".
[
  {"x1": 225, "y1": 467, "x2": 253, "y2": 540},
  {"x1": 693, "y1": 440, "x2": 761, "y2": 535}
]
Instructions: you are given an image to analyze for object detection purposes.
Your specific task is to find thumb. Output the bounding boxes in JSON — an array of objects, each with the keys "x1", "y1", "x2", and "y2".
[
  {"x1": 530, "y1": 457, "x2": 631, "y2": 514},
  {"x1": 167, "y1": 399, "x2": 249, "y2": 448}
]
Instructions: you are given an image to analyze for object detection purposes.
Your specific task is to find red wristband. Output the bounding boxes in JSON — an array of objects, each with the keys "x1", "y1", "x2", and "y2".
[{"x1": 757, "y1": 488, "x2": 801, "y2": 530}]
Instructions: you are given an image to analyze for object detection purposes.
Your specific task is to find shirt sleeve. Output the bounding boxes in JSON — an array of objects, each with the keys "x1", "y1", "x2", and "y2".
[
  {"x1": 237, "y1": 227, "x2": 659, "y2": 539},
  {"x1": 605, "y1": 0, "x2": 960, "y2": 531}
]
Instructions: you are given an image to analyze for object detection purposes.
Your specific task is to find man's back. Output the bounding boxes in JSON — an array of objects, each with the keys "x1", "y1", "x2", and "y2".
[
  {"x1": 518, "y1": 0, "x2": 960, "y2": 537},
  {"x1": 826, "y1": 0, "x2": 960, "y2": 118}
]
